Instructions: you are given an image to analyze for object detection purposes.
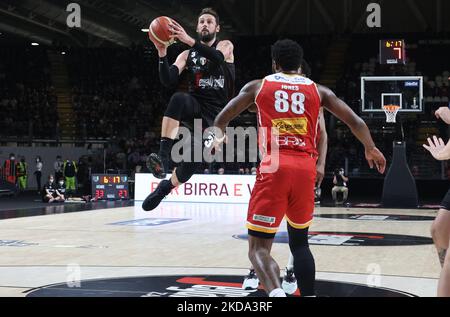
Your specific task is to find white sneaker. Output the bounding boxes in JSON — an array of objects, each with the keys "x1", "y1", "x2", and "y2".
[
  {"x1": 242, "y1": 269, "x2": 259, "y2": 290},
  {"x1": 282, "y1": 268, "x2": 297, "y2": 295}
]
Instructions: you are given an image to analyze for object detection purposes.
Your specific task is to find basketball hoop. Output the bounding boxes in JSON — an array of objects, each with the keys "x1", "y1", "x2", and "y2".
[{"x1": 382, "y1": 105, "x2": 400, "y2": 123}]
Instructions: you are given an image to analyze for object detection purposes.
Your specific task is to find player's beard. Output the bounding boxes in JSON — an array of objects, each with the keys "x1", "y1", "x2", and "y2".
[{"x1": 198, "y1": 29, "x2": 216, "y2": 43}]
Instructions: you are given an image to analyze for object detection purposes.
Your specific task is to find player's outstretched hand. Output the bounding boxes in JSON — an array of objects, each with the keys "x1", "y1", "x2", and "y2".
[
  {"x1": 169, "y1": 21, "x2": 195, "y2": 47},
  {"x1": 435, "y1": 107, "x2": 450, "y2": 125},
  {"x1": 365, "y1": 147, "x2": 386, "y2": 174},
  {"x1": 204, "y1": 129, "x2": 228, "y2": 153},
  {"x1": 423, "y1": 136, "x2": 447, "y2": 161},
  {"x1": 213, "y1": 135, "x2": 228, "y2": 152}
]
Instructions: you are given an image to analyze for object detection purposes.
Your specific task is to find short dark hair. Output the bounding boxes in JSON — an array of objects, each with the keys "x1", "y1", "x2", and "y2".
[
  {"x1": 301, "y1": 59, "x2": 311, "y2": 78},
  {"x1": 271, "y1": 39, "x2": 304, "y2": 72},
  {"x1": 198, "y1": 7, "x2": 219, "y2": 25}
]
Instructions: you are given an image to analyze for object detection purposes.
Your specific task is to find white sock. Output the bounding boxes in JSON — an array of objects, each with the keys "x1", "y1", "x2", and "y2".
[
  {"x1": 269, "y1": 288, "x2": 287, "y2": 297},
  {"x1": 286, "y1": 253, "x2": 294, "y2": 271}
]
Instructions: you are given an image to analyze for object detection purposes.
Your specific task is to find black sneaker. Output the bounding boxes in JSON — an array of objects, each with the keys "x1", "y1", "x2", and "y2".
[
  {"x1": 146, "y1": 153, "x2": 167, "y2": 179},
  {"x1": 142, "y1": 179, "x2": 173, "y2": 211}
]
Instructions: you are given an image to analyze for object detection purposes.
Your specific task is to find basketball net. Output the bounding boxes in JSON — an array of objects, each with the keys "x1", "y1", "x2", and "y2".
[{"x1": 382, "y1": 105, "x2": 400, "y2": 123}]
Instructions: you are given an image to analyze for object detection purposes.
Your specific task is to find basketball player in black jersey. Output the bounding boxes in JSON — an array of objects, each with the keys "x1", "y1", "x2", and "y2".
[{"x1": 142, "y1": 8, "x2": 235, "y2": 211}]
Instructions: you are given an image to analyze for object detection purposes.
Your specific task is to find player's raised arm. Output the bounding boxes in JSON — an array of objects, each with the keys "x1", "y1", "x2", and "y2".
[
  {"x1": 317, "y1": 84, "x2": 386, "y2": 174},
  {"x1": 158, "y1": 50, "x2": 188, "y2": 89},
  {"x1": 213, "y1": 80, "x2": 262, "y2": 134},
  {"x1": 435, "y1": 107, "x2": 450, "y2": 125},
  {"x1": 148, "y1": 21, "x2": 185, "y2": 88},
  {"x1": 216, "y1": 40, "x2": 234, "y2": 63}
]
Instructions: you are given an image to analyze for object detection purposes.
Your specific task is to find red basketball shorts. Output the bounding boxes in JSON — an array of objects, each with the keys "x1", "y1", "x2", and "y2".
[{"x1": 247, "y1": 153, "x2": 316, "y2": 235}]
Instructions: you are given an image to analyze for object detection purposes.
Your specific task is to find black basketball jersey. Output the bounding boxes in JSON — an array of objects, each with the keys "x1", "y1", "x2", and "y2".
[
  {"x1": 185, "y1": 41, "x2": 235, "y2": 112},
  {"x1": 42, "y1": 182, "x2": 56, "y2": 198}
]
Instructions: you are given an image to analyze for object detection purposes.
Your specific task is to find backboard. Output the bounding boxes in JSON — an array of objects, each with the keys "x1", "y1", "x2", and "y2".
[{"x1": 361, "y1": 76, "x2": 423, "y2": 113}]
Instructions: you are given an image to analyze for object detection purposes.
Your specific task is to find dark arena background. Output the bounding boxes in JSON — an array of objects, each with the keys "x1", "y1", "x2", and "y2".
[{"x1": 0, "y1": 0, "x2": 450, "y2": 303}]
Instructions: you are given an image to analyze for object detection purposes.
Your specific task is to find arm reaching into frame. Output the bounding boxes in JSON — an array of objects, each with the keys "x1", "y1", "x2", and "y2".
[
  {"x1": 423, "y1": 136, "x2": 450, "y2": 161},
  {"x1": 316, "y1": 108, "x2": 328, "y2": 187}
]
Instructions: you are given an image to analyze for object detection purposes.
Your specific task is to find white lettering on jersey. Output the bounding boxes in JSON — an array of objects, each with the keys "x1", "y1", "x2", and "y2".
[
  {"x1": 276, "y1": 136, "x2": 306, "y2": 147},
  {"x1": 198, "y1": 76, "x2": 225, "y2": 89},
  {"x1": 265, "y1": 73, "x2": 314, "y2": 85},
  {"x1": 281, "y1": 85, "x2": 299, "y2": 91}
]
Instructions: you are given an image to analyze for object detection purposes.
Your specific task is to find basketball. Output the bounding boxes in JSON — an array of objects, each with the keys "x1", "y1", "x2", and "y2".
[{"x1": 148, "y1": 16, "x2": 176, "y2": 46}]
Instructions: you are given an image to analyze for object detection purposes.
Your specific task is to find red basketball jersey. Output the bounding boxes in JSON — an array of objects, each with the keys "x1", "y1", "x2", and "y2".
[{"x1": 255, "y1": 73, "x2": 321, "y2": 157}]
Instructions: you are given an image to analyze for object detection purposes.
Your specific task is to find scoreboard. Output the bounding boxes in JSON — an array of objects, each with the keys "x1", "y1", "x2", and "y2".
[
  {"x1": 379, "y1": 39, "x2": 406, "y2": 65},
  {"x1": 91, "y1": 174, "x2": 129, "y2": 200}
]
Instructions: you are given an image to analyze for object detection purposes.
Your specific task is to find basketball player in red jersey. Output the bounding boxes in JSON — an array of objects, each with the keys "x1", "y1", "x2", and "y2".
[
  {"x1": 213, "y1": 39, "x2": 386, "y2": 297},
  {"x1": 242, "y1": 60, "x2": 328, "y2": 294}
]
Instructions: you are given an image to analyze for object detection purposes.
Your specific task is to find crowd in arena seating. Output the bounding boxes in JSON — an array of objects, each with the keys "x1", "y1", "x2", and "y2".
[
  {"x1": 1, "y1": 35, "x2": 449, "y2": 179},
  {"x1": 327, "y1": 35, "x2": 450, "y2": 179},
  {"x1": 0, "y1": 46, "x2": 58, "y2": 139},
  {"x1": 335, "y1": 36, "x2": 450, "y2": 114},
  {"x1": 67, "y1": 45, "x2": 167, "y2": 140}
]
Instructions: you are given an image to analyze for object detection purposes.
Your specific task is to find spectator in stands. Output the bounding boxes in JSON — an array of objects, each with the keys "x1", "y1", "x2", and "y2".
[
  {"x1": 16, "y1": 156, "x2": 28, "y2": 192},
  {"x1": 218, "y1": 168, "x2": 225, "y2": 175},
  {"x1": 34, "y1": 156, "x2": 43, "y2": 194},
  {"x1": 77, "y1": 156, "x2": 90, "y2": 195},
  {"x1": 55, "y1": 177, "x2": 66, "y2": 201},
  {"x1": 54, "y1": 155, "x2": 64, "y2": 182},
  {"x1": 42, "y1": 175, "x2": 62, "y2": 203},
  {"x1": 63, "y1": 159, "x2": 77, "y2": 196},
  {"x1": 332, "y1": 168, "x2": 349, "y2": 204},
  {"x1": 4, "y1": 153, "x2": 17, "y2": 186},
  {"x1": 128, "y1": 149, "x2": 141, "y2": 171}
]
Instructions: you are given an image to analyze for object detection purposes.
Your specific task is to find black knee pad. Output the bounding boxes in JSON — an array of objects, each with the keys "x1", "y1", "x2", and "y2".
[
  {"x1": 287, "y1": 224, "x2": 315, "y2": 296},
  {"x1": 164, "y1": 92, "x2": 194, "y2": 121},
  {"x1": 287, "y1": 224, "x2": 309, "y2": 251}
]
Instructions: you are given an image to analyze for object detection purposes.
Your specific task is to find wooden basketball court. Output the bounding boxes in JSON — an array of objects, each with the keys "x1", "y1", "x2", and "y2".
[{"x1": 0, "y1": 201, "x2": 440, "y2": 297}]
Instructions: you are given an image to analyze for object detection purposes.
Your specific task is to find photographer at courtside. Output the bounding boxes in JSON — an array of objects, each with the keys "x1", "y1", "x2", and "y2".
[{"x1": 332, "y1": 168, "x2": 349, "y2": 204}]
